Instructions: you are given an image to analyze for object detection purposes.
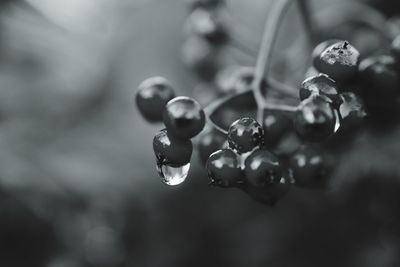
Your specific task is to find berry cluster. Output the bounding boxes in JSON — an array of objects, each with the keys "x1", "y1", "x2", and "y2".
[
  {"x1": 205, "y1": 117, "x2": 291, "y2": 205},
  {"x1": 135, "y1": 0, "x2": 400, "y2": 205},
  {"x1": 136, "y1": 77, "x2": 206, "y2": 185}
]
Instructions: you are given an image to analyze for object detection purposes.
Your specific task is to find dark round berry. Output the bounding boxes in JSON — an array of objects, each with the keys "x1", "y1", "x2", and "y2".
[
  {"x1": 153, "y1": 129, "x2": 193, "y2": 166},
  {"x1": 242, "y1": 175, "x2": 291, "y2": 206},
  {"x1": 197, "y1": 129, "x2": 226, "y2": 165},
  {"x1": 338, "y1": 92, "x2": 366, "y2": 132},
  {"x1": 312, "y1": 39, "x2": 340, "y2": 69},
  {"x1": 206, "y1": 149, "x2": 242, "y2": 187},
  {"x1": 227, "y1": 117, "x2": 264, "y2": 154},
  {"x1": 391, "y1": 34, "x2": 400, "y2": 62},
  {"x1": 163, "y1": 96, "x2": 206, "y2": 139},
  {"x1": 315, "y1": 40, "x2": 360, "y2": 82},
  {"x1": 262, "y1": 111, "x2": 291, "y2": 147},
  {"x1": 289, "y1": 146, "x2": 326, "y2": 187},
  {"x1": 186, "y1": 8, "x2": 228, "y2": 45},
  {"x1": 358, "y1": 55, "x2": 400, "y2": 102},
  {"x1": 294, "y1": 95, "x2": 336, "y2": 141},
  {"x1": 244, "y1": 149, "x2": 283, "y2": 187},
  {"x1": 136, "y1": 77, "x2": 175, "y2": 122},
  {"x1": 300, "y1": 73, "x2": 341, "y2": 107}
]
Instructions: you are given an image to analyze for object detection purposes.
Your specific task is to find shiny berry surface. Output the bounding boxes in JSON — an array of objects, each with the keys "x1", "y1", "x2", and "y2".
[
  {"x1": 227, "y1": 117, "x2": 264, "y2": 154},
  {"x1": 198, "y1": 129, "x2": 226, "y2": 165},
  {"x1": 300, "y1": 74, "x2": 341, "y2": 107},
  {"x1": 312, "y1": 39, "x2": 340, "y2": 69},
  {"x1": 206, "y1": 149, "x2": 242, "y2": 187},
  {"x1": 153, "y1": 129, "x2": 193, "y2": 166},
  {"x1": 358, "y1": 55, "x2": 400, "y2": 101},
  {"x1": 294, "y1": 95, "x2": 336, "y2": 141},
  {"x1": 244, "y1": 149, "x2": 283, "y2": 187},
  {"x1": 316, "y1": 40, "x2": 360, "y2": 82},
  {"x1": 289, "y1": 146, "x2": 326, "y2": 187},
  {"x1": 163, "y1": 96, "x2": 206, "y2": 139},
  {"x1": 136, "y1": 77, "x2": 175, "y2": 122},
  {"x1": 262, "y1": 111, "x2": 291, "y2": 147}
]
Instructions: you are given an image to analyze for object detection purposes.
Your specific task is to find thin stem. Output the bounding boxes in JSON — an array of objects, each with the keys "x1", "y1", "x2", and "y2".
[
  {"x1": 204, "y1": 89, "x2": 252, "y2": 135},
  {"x1": 204, "y1": 0, "x2": 294, "y2": 133},
  {"x1": 252, "y1": 0, "x2": 293, "y2": 122}
]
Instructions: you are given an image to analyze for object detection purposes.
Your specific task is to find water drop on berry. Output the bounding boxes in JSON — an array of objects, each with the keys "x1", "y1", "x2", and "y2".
[{"x1": 156, "y1": 163, "x2": 191, "y2": 186}]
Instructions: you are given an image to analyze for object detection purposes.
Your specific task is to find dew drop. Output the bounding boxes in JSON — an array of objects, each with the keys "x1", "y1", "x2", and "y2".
[{"x1": 156, "y1": 163, "x2": 190, "y2": 186}]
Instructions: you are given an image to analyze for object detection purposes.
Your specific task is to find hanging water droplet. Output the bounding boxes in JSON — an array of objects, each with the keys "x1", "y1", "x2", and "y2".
[
  {"x1": 156, "y1": 163, "x2": 190, "y2": 186},
  {"x1": 333, "y1": 109, "x2": 341, "y2": 133}
]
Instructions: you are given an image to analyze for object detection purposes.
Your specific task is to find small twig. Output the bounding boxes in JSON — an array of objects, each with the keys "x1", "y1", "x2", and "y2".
[
  {"x1": 252, "y1": 0, "x2": 293, "y2": 123},
  {"x1": 204, "y1": 89, "x2": 253, "y2": 135}
]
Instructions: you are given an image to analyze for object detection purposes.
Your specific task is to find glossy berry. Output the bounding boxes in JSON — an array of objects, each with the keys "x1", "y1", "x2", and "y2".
[
  {"x1": 315, "y1": 40, "x2": 360, "y2": 82},
  {"x1": 338, "y1": 92, "x2": 366, "y2": 132},
  {"x1": 206, "y1": 149, "x2": 242, "y2": 187},
  {"x1": 262, "y1": 111, "x2": 291, "y2": 147},
  {"x1": 153, "y1": 129, "x2": 193, "y2": 166},
  {"x1": 163, "y1": 96, "x2": 206, "y2": 139},
  {"x1": 244, "y1": 149, "x2": 283, "y2": 187},
  {"x1": 198, "y1": 129, "x2": 226, "y2": 165},
  {"x1": 391, "y1": 35, "x2": 400, "y2": 62},
  {"x1": 300, "y1": 74, "x2": 341, "y2": 107},
  {"x1": 312, "y1": 39, "x2": 340, "y2": 69},
  {"x1": 136, "y1": 77, "x2": 175, "y2": 122},
  {"x1": 294, "y1": 95, "x2": 336, "y2": 141},
  {"x1": 186, "y1": 8, "x2": 228, "y2": 45},
  {"x1": 289, "y1": 146, "x2": 326, "y2": 187},
  {"x1": 228, "y1": 117, "x2": 264, "y2": 154},
  {"x1": 358, "y1": 55, "x2": 400, "y2": 106}
]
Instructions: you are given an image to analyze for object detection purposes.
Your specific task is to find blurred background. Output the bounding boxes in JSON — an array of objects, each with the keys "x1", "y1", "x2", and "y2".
[{"x1": 0, "y1": 0, "x2": 400, "y2": 266}]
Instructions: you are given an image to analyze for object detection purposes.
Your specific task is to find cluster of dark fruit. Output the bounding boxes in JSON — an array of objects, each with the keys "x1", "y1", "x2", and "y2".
[
  {"x1": 135, "y1": 1, "x2": 400, "y2": 205},
  {"x1": 136, "y1": 77, "x2": 206, "y2": 185},
  {"x1": 197, "y1": 40, "x2": 368, "y2": 204}
]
